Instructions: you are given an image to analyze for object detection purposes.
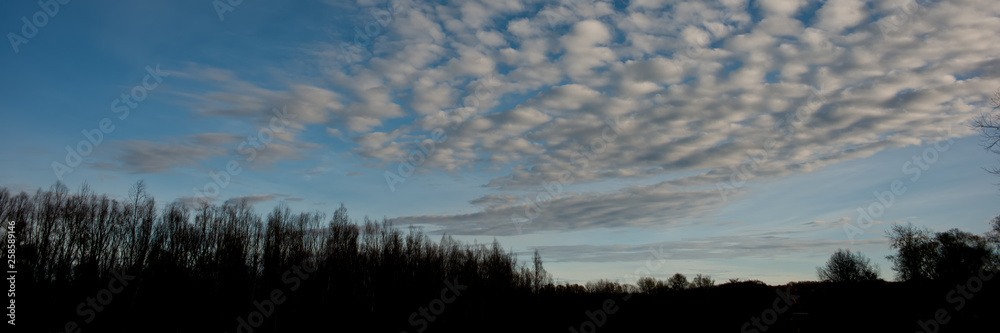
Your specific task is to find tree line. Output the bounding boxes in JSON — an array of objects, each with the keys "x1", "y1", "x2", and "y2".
[
  {"x1": 0, "y1": 181, "x2": 560, "y2": 332},
  {"x1": 816, "y1": 223, "x2": 1000, "y2": 284},
  {"x1": 3, "y1": 178, "x2": 1000, "y2": 332}
]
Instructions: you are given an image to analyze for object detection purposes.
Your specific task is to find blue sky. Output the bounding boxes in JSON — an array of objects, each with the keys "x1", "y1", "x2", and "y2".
[{"x1": 2, "y1": 0, "x2": 1000, "y2": 285}]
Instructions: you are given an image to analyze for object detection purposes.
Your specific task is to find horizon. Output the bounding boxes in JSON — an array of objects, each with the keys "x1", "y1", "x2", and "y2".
[{"x1": 3, "y1": 0, "x2": 1000, "y2": 286}]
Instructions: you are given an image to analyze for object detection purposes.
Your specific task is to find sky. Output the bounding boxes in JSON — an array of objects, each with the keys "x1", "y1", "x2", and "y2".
[{"x1": 2, "y1": 0, "x2": 1000, "y2": 285}]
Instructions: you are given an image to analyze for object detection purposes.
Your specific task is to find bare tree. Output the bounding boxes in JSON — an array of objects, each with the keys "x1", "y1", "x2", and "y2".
[
  {"x1": 885, "y1": 223, "x2": 997, "y2": 282},
  {"x1": 989, "y1": 216, "x2": 1000, "y2": 271},
  {"x1": 972, "y1": 88, "x2": 1000, "y2": 173},
  {"x1": 690, "y1": 274, "x2": 715, "y2": 288},
  {"x1": 817, "y1": 249, "x2": 880, "y2": 283},
  {"x1": 973, "y1": 87, "x2": 1000, "y2": 271},
  {"x1": 989, "y1": 215, "x2": 1000, "y2": 247},
  {"x1": 885, "y1": 223, "x2": 938, "y2": 282},
  {"x1": 636, "y1": 276, "x2": 658, "y2": 293},
  {"x1": 531, "y1": 248, "x2": 553, "y2": 293},
  {"x1": 4, "y1": 183, "x2": 565, "y2": 331},
  {"x1": 584, "y1": 279, "x2": 625, "y2": 293}
]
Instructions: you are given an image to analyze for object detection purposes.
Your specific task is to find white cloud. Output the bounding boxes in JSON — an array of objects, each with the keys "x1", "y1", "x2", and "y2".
[
  {"x1": 757, "y1": 0, "x2": 806, "y2": 17},
  {"x1": 163, "y1": 0, "x2": 1000, "y2": 235},
  {"x1": 815, "y1": 0, "x2": 869, "y2": 33}
]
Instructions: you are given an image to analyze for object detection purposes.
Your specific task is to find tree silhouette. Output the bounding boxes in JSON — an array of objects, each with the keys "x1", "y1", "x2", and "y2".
[
  {"x1": 973, "y1": 86, "x2": 1000, "y2": 272},
  {"x1": 989, "y1": 216, "x2": 1000, "y2": 260},
  {"x1": 972, "y1": 87, "x2": 1000, "y2": 166},
  {"x1": 531, "y1": 249, "x2": 553, "y2": 293},
  {"x1": 990, "y1": 217, "x2": 1000, "y2": 272},
  {"x1": 5, "y1": 181, "x2": 1000, "y2": 331},
  {"x1": 932, "y1": 228, "x2": 993, "y2": 282},
  {"x1": 666, "y1": 273, "x2": 688, "y2": 290},
  {"x1": 1, "y1": 182, "x2": 568, "y2": 332},
  {"x1": 584, "y1": 279, "x2": 624, "y2": 293},
  {"x1": 989, "y1": 216, "x2": 1000, "y2": 243},
  {"x1": 690, "y1": 274, "x2": 714, "y2": 288},
  {"x1": 886, "y1": 223, "x2": 938, "y2": 282},
  {"x1": 816, "y1": 249, "x2": 880, "y2": 283},
  {"x1": 636, "y1": 276, "x2": 657, "y2": 293},
  {"x1": 886, "y1": 223, "x2": 997, "y2": 282}
]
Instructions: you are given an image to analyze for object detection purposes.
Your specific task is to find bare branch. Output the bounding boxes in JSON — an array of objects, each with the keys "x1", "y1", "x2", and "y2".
[{"x1": 972, "y1": 88, "x2": 1000, "y2": 155}]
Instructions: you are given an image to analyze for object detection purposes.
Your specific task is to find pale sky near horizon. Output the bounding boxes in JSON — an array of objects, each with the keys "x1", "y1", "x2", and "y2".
[{"x1": 2, "y1": 0, "x2": 1000, "y2": 285}]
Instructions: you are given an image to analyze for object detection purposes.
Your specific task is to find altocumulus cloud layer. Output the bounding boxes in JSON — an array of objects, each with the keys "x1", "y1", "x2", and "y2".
[{"x1": 97, "y1": 0, "x2": 998, "y2": 236}]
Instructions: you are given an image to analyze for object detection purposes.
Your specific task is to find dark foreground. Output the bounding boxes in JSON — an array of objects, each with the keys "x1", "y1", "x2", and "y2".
[
  {"x1": 15, "y1": 278, "x2": 1000, "y2": 332},
  {"x1": 2, "y1": 185, "x2": 998, "y2": 332}
]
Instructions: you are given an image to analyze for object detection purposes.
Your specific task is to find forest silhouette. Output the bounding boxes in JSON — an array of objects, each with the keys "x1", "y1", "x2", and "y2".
[{"x1": 2, "y1": 182, "x2": 999, "y2": 332}]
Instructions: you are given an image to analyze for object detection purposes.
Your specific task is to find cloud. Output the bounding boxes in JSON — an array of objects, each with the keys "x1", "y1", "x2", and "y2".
[
  {"x1": 757, "y1": 0, "x2": 807, "y2": 17},
  {"x1": 97, "y1": 139, "x2": 224, "y2": 174},
  {"x1": 814, "y1": 0, "x2": 868, "y2": 33},
  {"x1": 96, "y1": 130, "x2": 315, "y2": 174},
  {"x1": 224, "y1": 194, "x2": 285, "y2": 206},
  {"x1": 530, "y1": 235, "x2": 888, "y2": 264},
  {"x1": 190, "y1": 133, "x2": 244, "y2": 146},
  {"x1": 174, "y1": 195, "x2": 215, "y2": 209},
  {"x1": 153, "y1": 0, "x2": 1000, "y2": 235},
  {"x1": 802, "y1": 217, "x2": 853, "y2": 228},
  {"x1": 377, "y1": 0, "x2": 997, "y2": 234},
  {"x1": 394, "y1": 179, "x2": 730, "y2": 235},
  {"x1": 803, "y1": 216, "x2": 913, "y2": 229}
]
